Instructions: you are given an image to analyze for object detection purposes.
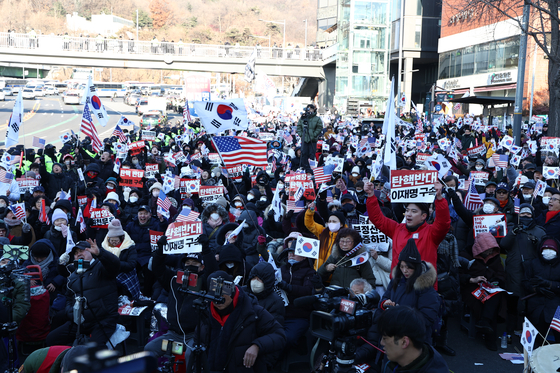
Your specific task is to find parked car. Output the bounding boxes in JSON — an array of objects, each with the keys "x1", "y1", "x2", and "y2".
[
  {"x1": 140, "y1": 111, "x2": 167, "y2": 128},
  {"x1": 63, "y1": 91, "x2": 80, "y2": 105},
  {"x1": 45, "y1": 87, "x2": 58, "y2": 96},
  {"x1": 22, "y1": 88, "x2": 35, "y2": 100},
  {"x1": 2, "y1": 87, "x2": 13, "y2": 96}
]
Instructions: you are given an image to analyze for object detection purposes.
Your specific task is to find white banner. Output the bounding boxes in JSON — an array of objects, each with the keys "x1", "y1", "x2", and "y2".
[{"x1": 5, "y1": 91, "x2": 23, "y2": 147}]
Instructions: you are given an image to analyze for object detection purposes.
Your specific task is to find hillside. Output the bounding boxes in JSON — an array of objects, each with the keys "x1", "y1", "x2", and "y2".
[{"x1": 0, "y1": 0, "x2": 317, "y2": 47}]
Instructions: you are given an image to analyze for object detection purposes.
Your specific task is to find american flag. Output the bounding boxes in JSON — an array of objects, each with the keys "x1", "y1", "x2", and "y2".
[
  {"x1": 464, "y1": 180, "x2": 483, "y2": 211},
  {"x1": 313, "y1": 164, "x2": 336, "y2": 185},
  {"x1": 286, "y1": 200, "x2": 305, "y2": 212},
  {"x1": 550, "y1": 306, "x2": 560, "y2": 333},
  {"x1": 514, "y1": 197, "x2": 520, "y2": 214},
  {"x1": 175, "y1": 207, "x2": 200, "y2": 222},
  {"x1": 112, "y1": 125, "x2": 127, "y2": 143},
  {"x1": 76, "y1": 208, "x2": 86, "y2": 233},
  {"x1": 491, "y1": 153, "x2": 508, "y2": 168},
  {"x1": 213, "y1": 136, "x2": 268, "y2": 168},
  {"x1": 326, "y1": 189, "x2": 333, "y2": 203},
  {"x1": 294, "y1": 185, "x2": 304, "y2": 201},
  {"x1": 183, "y1": 102, "x2": 192, "y2": 125},
  {"x1": 32, "y1": 136, "x2": 46, "y2": 149},
  {"x1": 80, "y1": 103, "x2": 102, "y2": 153},
  {"x1": 157, "y1": 190, "x2": 171, "y2": 215},
  {"x1": 10, "y1": 203, "x2": 26, "y2": 220},
  {"x1": 0, "y1": 169, "x2": 14, "y2": 184}
]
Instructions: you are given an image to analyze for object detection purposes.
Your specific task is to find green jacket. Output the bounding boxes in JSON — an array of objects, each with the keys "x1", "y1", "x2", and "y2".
[
  {"x1": 297, "y1": 112, "x2": 323, "y2": 143},
  {"x1": 317, "y1": 245, "x2": 376, "y2": 289},
  {"x1": 23, "y1": 346, "x2": 71, "y2": 373},
  {"x1": 12, "y1": 277, "x2": 31, "y2": 323}
]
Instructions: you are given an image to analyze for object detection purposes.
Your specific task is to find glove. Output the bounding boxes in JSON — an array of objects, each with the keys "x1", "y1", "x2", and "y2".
[
  {"x1": 60, "y1": 224, "x2": 68, "y2": 238},
  {"x1": 355, "y1": 293, "x2": 367, "y2": 306},
  {"x1": 536, "y1": 276, "x2": 551, "y2": 288},
  {"x1": 22, "y1": 223, "x2": 31, "y2": 234},
  {"x1": 529, "y1": 277, "x2": 542, "y2": 287},
  {"x1": 512, "y1": 226, "x2": 521, "y2": 235},
  {"x1": 257, "y1": 235, "x2": 266, "y2": 245},
  {"x1": 285, "y1": 210, "x2": 295, "y2": 220},
  {"x1": 537, "y1": 287, "x2": 556, "y2": 299},
  {"x1": 277, "y1": 280, "x2": 293, "y2": 293},
  {"x1": 310, "y1": 274, "x2": 324, "y2": 290},
  {"x1": 157, "y1": 235, "x2": 168, "y2": 254}
]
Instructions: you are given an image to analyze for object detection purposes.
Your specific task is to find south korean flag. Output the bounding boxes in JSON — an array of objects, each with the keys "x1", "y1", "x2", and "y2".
[
  {"x1": 193, "y1": 98, "x2": 249, "y2": 135},
  {"x1": 294, "y1": 237, "x2": 320, "y2": 260}
]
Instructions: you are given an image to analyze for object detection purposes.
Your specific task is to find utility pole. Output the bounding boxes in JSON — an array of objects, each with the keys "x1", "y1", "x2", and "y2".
[
  {"x1": 304, "y1": 19, "x2": 308, "y2": 47},
  {"x1": 397, "y1": 0, "x2": 404, "y2": 117},
  {"x1": 513, "y1": 4, "x2": 530, "y2": 146},
  {"x1": 529, "y1": 42, "x2": 537, "y2": 120},
  {"x1": 136, "y1": 9, "x2": 139, "y2": 41}
]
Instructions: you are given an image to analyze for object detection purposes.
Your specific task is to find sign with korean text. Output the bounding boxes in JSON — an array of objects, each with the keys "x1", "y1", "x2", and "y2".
[
  {"x1": 415, "y1": 153, "x2": 430, "y2": 167},
  {"x1": 145, "y1": 163, "x2": 159, "y2": 179},
  {"x1": 142, "y1": 130, "x2": 156, "y2": 141},
  {"x1": 16, "y1": 178, "x2": 39, "y2": 194},
  {"x1": 258, "y1": 132, "x2": 274, "y2": 141},
  {"x1": 285, "y1": 172, "x2": 316, "y2": 201},
  {"x1": 128, "y1": 141, "x2": 145, "y2": 155},
  {"x1": 180, "y1": 179, "x2": 200, "y2": 198},
  {"x1": 540, "y1": 137, "x2": 560, "y2": 152},
  {"x1": 90, "y1": 208, "x2": 115, "y2": 229},
  {"x1": 119, "y1": 169, "x2": 144, "y2": 188},
  {"x1": 225, "y1": 164, "x2": 244, "y2": 181},
  {"x1": 164, "y1": 221, "x2": 202, "y2": 254},
  {"x1": 208, "y1": 153, "x2": 220, "y2": 163},
  {"x1": 149, "y1": 230, "x2": 164, "y2": 252},
  {"x1": 199, "y1": 185, "x2": 224, "y2": 202},
  {"x1": 77, "y1": 195, "x2": 88, "y2": 207},
  {"x1": 467, "y1": 144, "x2": 486, "y2": 157},
  {"x1": 470, "y1": 171, "x2": 489, "y2": 186},
  {"x1": 390, "y1": 170, "x2": 437, "y2": 203},
  {"x1": 353, "y1": 224, "x2": 390, "y2": 252},
  {"x1": 473, "y1": 214, "x2": 507, "y2": 238}
]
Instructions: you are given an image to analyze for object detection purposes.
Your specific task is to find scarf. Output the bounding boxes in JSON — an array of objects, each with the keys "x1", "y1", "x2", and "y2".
[
  {"x1": 5, "y1": 217, "x2": 21, "y2": 227},
  {"x1": 546, "y1": 209, "x2": 560, "y2": 223},
  {"x1": 31, "y1": 250, "x2": 53, "y2": 279},
  {"x1": 499, "y1": 199, "x2": 508, "y2": 208}
]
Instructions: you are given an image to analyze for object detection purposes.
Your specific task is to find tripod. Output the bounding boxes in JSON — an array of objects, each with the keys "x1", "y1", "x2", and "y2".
[
  {"x1": 73, "y1": 269, "x2": 88, "y2": 346},
  {"x1": 1, "y1": 285, "x2": 19, "y2": 373},
  {"x1": 314, "y1": 336, "x2": 358, "y2": 373}
]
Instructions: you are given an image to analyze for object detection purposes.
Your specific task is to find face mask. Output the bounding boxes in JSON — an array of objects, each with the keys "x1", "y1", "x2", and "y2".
[
  {"x1": 519, "y1": 217, "x2": 532, "y2": 227},
  {"x1": 234, "y1": 202, "x2": 243, "y2": 208},
  {"x1": 475, "y1": 165, "x2": 483, "y2": 171},
  {"x1": 342, "y1": 204, "x2": 354, "y2": 212},
  {"x1": 483, "y1": 204, "x2": 495, "y2": 214},
  {"x1": 107, "y1": 184, "x2": 114, "y2": 190},
  {"x1": 523, "y1": 194, "x2": 532, "y2": 200},
  {"x1": 225, "y1": 262, "x2": 235, "y2": 269},
  {"x1": 129, "y1": 196, "x2": 138, "y2": 203},
  {"x1": 210, "y1": 213, "x2": 220, "y2": 221},
  {"x1": 525, "y1": 171, "x2": 535, "y2": 180},
  {"x1": 542, "y1": 249, "x2": 557, "y2": 260},
  {"x1": 247, "y1": 194, "x2": 254, "y2": 201},
  {"x1": 328, "y1": 222, "x2": 341, "y2": 232},
  {"x1": 132, "y1": 160, "x2": 139, "y2": 165},
  {"x1": 356, "y1": 189, "x2": 363, "y2": 193},
  {"x1": 543, "y1": 197, "x2": 551, "y2": 204},
  {"x1": 288, "y1": 259, "x2": 298, "y2": 265},
  {"x1": 54, "y1": 225, "x2": 62, "y2": 231},
  {"x1": 152, "y1": 190, "x2": 160, "y2": 197},
  {"x1": 0, "y1": 202, "x2": 6, "y2": 208},
  {"x1": 352, "y1": 173, "x2": 359, "y2": 177},
  {"x1": 259, "y1": 197, "x2": 267, "y2": 202},
  {"x1": 250, "y1": 279, "x2": 265, "y2": 294},
  {"x1": 65, "y1": 160, "x2": 71, "y2": 165},
  {"x1": 243, "y1": 223, "x2": 250, "y2": 228},
  {"x1": 277, "y1": 183, "x2": 284, "y2": 190},
  {"x1": 87, "y1": 171, "x2": 97, "y2": 178}
]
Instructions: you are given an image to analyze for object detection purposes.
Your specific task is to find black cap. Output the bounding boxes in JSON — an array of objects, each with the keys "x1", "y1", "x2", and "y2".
[
  {"x1": 70, "y1": 241, "x2": 91, "y2": 256},
  {"x1": 138, "y1": 205, "x2": 150, "y2": 212},
  {"x1": 398, "y1": 239, "x2": 421, "y2": 264},
  {"x1": 182, "y1": 252, "x2": 203, "y2": 264}
]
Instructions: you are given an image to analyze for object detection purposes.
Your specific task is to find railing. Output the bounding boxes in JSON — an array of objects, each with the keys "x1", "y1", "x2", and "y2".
[{"x1": 0, "y1": 32, "x2": 336, "y2": 62}]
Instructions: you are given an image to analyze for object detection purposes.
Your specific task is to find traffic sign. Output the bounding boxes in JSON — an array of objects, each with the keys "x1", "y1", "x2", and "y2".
[{"x1": 435, "y1": 104, "x2": 442, "y2": 112}]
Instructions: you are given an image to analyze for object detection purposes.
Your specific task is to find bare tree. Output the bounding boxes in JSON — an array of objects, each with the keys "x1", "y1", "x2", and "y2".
[{"x1": 450, "y1": 0, "x2": 559, "y2": 135}]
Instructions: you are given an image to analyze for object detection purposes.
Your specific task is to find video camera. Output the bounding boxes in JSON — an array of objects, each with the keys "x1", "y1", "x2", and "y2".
[
  {"x1": 66, "y1": 342, "x2": 157, "y2": 373},
  {"x1": 176, "y1": 271, "x2": 233, "y2": 305}
]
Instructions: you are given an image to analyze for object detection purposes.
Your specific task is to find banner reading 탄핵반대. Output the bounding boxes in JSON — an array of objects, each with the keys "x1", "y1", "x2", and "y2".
[
  {"x1": 164, "y1": 221, "x2": 202, "y2": 254},
  {"x1": 390, "y1": 170, "x2": 437, "y2": 203}
]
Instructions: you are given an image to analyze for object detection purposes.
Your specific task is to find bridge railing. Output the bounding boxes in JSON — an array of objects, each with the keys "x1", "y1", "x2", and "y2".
[{"x1": 0, "y1": 32, "x2": 335, "y2": 62}]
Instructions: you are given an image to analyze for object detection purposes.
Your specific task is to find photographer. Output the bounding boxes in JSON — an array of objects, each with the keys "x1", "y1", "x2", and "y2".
[
  {"x1": 46, "y1": 240, "x2": 120, "y2": 347},
  {"x1": 296, "y1": 104, "x2": 323, "y2": 169}
]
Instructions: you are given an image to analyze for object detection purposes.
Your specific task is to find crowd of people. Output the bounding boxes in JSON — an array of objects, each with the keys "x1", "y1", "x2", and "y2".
[{"x1": 0, "y1": 102, "x2": 558, "y2": 372}]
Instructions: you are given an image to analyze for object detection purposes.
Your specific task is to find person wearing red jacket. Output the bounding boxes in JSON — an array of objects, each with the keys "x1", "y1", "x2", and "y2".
[{"x1": 363, "y1": 180, "x2": 450, "y2": 288}]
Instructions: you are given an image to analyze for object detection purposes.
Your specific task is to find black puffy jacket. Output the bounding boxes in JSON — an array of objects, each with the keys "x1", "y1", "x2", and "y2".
[
  {"x1": 125, "y1": 217, "x2": 167, "y2": 267},
  {"x1": 246, "y1": 262, "x2": 285, "y2": 326},
  {"x1": 280, "y1": 258, "x2": 316, "y2": 319}
]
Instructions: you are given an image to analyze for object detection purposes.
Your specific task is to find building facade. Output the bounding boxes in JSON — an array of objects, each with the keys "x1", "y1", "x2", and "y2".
[{"x1": 317, "y1": 0, "x2": 338, "y2": 47}]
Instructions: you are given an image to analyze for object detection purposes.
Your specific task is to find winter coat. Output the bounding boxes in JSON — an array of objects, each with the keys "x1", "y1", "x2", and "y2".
[
  {"x1": 536, "y1": 210, "x2": 560, "y2": 241},
  {"x1": 199, "y1": 288, "x2": 286, "y2": 373},
  {"x1": 64, "y1": 247, "x2": 120, "y2": 330},
  {"x1": 318, "y1": 244, "x2": 376, "y2": 289},
  {"x1": 125, "y1": 217, "x2": 166, "y2": 267},
  {"x1": 366, "y1": 195, "x2": 450, "y2": 284},
  {"x1": 96, "y1": 159, "x2": 115, "y2": 182},
  {"x1": 245, "y1": 262, "x2": 285, "y2": 327},
  {"x1": 200, "y1": 203, "x2": 230, "y2": 252},
  {"x1": 238, "y1": 209, "x2": 265, "y2": 268},
  {"x1": 44, "y1": 226, "x2": 78, "y2": 258},
  {"x1": 370, "y1": 248, "x2": 392, "y2": 291},
  {"x1": 304, "y1": 208, "x2": 341, "y2": 270},
  {"x1": 381, "y1": 345, "x2": 450, "y2": 373},
  {"x1": 45, "y1": 172, "x2": 74, "y2": 201},
  {"x1": 121, "y1": 200, "x2": 142, "y2": 227},
  {"x1": 280, "y1": 258, "x2": 316, "y2": 319},
  {"x1": 8, "y1": 222, "x2": 36, "y2": 247},
  {"x1": 500, "y1": 222, "x2": 546, "y2": 296},
  {"x1": 0, "y1": 272, "x2": 30, "y2": 324},
  {"x1": 22, "y1": 239, "x2": 65, "y2": 290},
  {"x1": 101, "y1": 231, "x2": 137, "y2": 274},
  {"x1": 297, "y1": 112, "x2": 323, "y2": 143}
]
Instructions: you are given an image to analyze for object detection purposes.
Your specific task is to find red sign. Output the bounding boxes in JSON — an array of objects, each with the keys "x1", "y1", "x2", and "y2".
[
  {"x1": 90, "y1": 208, "x2": 115, "y2": 229},
  {"x1": 184, "y1": 74, "x2": 210, "y2": 94},
  {"x1": 77, "y1": 195, "x2": 88, "y2": 207},
  {"x1": 128, "y1": 141, "x2": 146, "y2": 155},
  {"x1": 119, "y1": 169, "x2": 144, "y2": 188},
  {"x1": 225, "y1": 164, "x2": 244, "y2": 181},
  {"x1": 285, "y1": 172, "x2": 316, "y2": 201},
  {"x1": 467, "y1": 144, "x2": 486, "y2": 157},
  {"x1": 199, "y1": 186, "x2": 224, "y2": 202},
  {"x1": 145, "y1": 163, "x2": 158, "y2": 178},
  {"x1": 149, "y1": 230, "x2": 164, "y2": 252}
]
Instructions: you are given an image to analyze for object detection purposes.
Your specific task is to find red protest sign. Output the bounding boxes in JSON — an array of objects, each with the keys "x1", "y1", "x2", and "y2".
[
  {"x1": 149, "y1": 230, "x2": 164, "y2": 252},
  {"x1": 285, "y1": 172, "x2": 316, "y2": 201},
  {"x1": 225, "y1": 164, "x2": 244, "y2": 181},
  {"x1": 90, "y1": 208, "x2": 115, "y2": 228},
  {"x1": 390, "y1": 169, "x2": 437, "y2": 203},
  {"x1": 119, "y1": 169, "x2": 144, "y2": 188},
  {"x1": 467, "y1": 144, "x2": 486, "y2": 157},
  {"x1": 77, "y1": 195, "x2": 88, "y2": 207},
  {"x1": 199, "y1": 186, "x2": 224, "y2": 202},
  {"x1": 164, "y1": 221, "x2": 203, "y2": 254},
  {"x1": 145, "y1": 163, "x2": 159, "y2": 178},
  {"x1": 128, "y1": 141, "x2": 146, "y2": 155}
]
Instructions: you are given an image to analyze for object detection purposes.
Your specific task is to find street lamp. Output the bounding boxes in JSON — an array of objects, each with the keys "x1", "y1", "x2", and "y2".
[
  {"x1": 303, "y1": 19, "x2": 308, "y2": 47},
  {"x1": 259, "y1": 19, "x2": 286, "y2": 50}
]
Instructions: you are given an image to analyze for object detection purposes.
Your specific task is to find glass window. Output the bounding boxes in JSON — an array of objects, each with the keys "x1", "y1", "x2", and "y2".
[
  {"x1": 328, "y1": 0, "x2": 337, "y2": 6},
  {"x1": 475, "y1": 43, "x2": 489, "y2": 74},
  {"x1": 319, "y1": 0, "x2": 328, "y2": 7},
  {"x1": 504, "y1": 39, "x2": 519, "y2": 68},
  {"x1": 414, "y1": 19, "x2": 422, "y2": 48},
  {"x1": 354, "y1": 1, "x2": 387, "y2": 25},
  {"x1": 453, "y1": 50, "x2": 462, "y2": 78},
  {"x1": 462, "y1": 46, "x2": 475, "y2": 76},
  {"x1": 353, "y1": 29, "x2": 386, "y2": 49},
  {"x1": 438, "y1": 52, "x2": 450, "y2": 79}
]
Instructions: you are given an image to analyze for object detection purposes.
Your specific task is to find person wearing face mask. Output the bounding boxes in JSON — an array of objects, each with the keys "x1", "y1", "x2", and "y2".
[
  {"x1": 148, "y1": 182, "x2": 177, "y2": 219},
  {"x1": 245, "y1": 262, "x2": 285, "y2": 327},
  {"x1": 304, "y1": 202, "x2": 347, "y2": 270},
  {"x1": 200, "y1": 202, "x2": 230, "y2": 252},
  {"x1": 42, "y1": 163, "x2": 73, "y2": 202},
  {"x1": 523, "y1": 237, "x2": 560, "y2": 345},
  {"x1": 236, "y1": 209, "x2": 266, "y2": 269},
  {"x1": 340, "y1": 193, "x2": 363, "y2": 226},
  {"x1": 229, "y1": 195, "x2": 246, "y2": 219},
  {"x1": 348, "y1": 166, "x2": 362, "y2": 189},
  {"x1": 519, "y1": 180, "x2": 547, "y2": 218},
  {"x1": 217, "y1": 243, "x2": 247, "y2": 283},
  {"x1": 536, "y1": 189, "x2": 560, "y2": 239},
  {"x1": 121, "y1": 188, "x2": 142, "y2": 226},
  {"x1": 493, "y1": 183, "x2": 515, "y2": 224},
  {"x1": 44, "y1": 208, "x2": 77, "y2": 258},
  {"x1": 500, "y1": 204, "x2": 546, "y2": 340},
  {"x1": 78, "y1": 163, "x2": 106, "y2": 198}
]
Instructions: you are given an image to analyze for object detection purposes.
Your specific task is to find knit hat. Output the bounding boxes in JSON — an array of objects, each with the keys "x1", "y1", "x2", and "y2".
[
  {"x1": 104, "y1": 192, "x2": 120, "y2": 204},
  {"x1": 541, "y1": 238, "x2": 559, "y2": 252},
  {"x1": 398, "y1": 238, "x2": 421, "y2": 264},
  {"x1": 519, "y1": 203, "x2": 534, "y2": 216},
  {"x1": 149, "y1": 182, "x2": 163, "y2": 192},
  {"x1": 52, "y1": 208, "x2": 68, "y2": 224},
  {"x1": 30, "y1": 240, "x2": 51, "y2": 258},
  {"x1": 329, "y1": 211, "x2": 346, "y2": 227},
  {"x1": 107, "y1": 219, "x2": 125, "y2": 238}
]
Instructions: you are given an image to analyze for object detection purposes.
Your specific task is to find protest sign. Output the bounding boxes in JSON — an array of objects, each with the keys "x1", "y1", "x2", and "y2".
[
  {"x1": 353, "y1": 224, "x2": 390, "y2": 252},
  {"x1": 285, "y1": 172, "x2": 316, "y2": 201},
  {"x1": 199, "y1": 186, "x2": 224, "y2": 202},
  {"x1": 149, "y1": 230, "x2": 164, "y2": 252},
  {"x1": 16, "y1": 178, "x2": 39, "y2": 194},
  {"x1": 90, "y1": 208, "x2": 115, "y2": 228},
  {"x1": 473, "y1": 214, "x2": 507, "y2": 238},
  {"x1": 389, "y1": 170, "x2": 437, "y2": 203},
  {"x1": 540, "y1": 137, "x2": 560, "y2": 152},
  {"x1": 225, "y1": 164, "x2": 245, "y2": 181},
  {"x1": 118, "y1": 304, "x2": 149, "y2": 317},
  {"x1": 467, "y1": 144, "x2": 486, "y2": 157},
  {"x1": 77, "y1": 195, "x2": 88, "y2": 207},
  {"x1": 415, "y1": 153, "x2": 430, "y2": 167},
  {"x1": 325, "y1": 156, "x2": 344, "y2": 173},
  {"x1": 119, "y1": 169, "x2": 144, "y2": 188},
  {"x1": 294, "y1": 236, "x2": 320, "y2": 259},
  {"x1": 145, "y1": 163, "x2": 159, "y2": 179},
  {"x1": 142, "y1": 130, "x2": 156, "y2": 141},
  {"x1": 180, "y1": 179, "x2": 200, "y2": 198},
  {"x1": 471, "y1": 282, "x2": 508, "y2": 303},
  {"x1": 128, "y1": 141, "x2": 145, "y2": 155},
  {"x1": 470, "y1": 171, "x2": 490, "y2": 186},
  {"x1": 258, "y1": 132, "x2": 274, "y2": 141},
  {"x1": 164, "y1": 221, "x2": 202, "y2": 254},
  {"x1": 208, "y1": 153, "x2": 221, "y2": 163}
]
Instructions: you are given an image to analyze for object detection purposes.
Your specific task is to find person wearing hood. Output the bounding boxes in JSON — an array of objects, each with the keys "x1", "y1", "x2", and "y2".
[
  {"x1": 101, "y1": 219, "x2": 142, "y2": 300},
  {"x1": 523, "y1": 236, "x2": 560, "y2": 344},
  {"x1": 96, "y1": 151, "x2": 115, "y2": 181},
  {"x1": 148, "y1": 182, "x2": 177, "y2": 219},
  {"x1": 500, "y1": 203, "x2": 546, "y2": 339},
  {"x1": 237, "y1": 209, "x2": 266, "y2": 269},
  {"x1": 200, "y1": 202, "x2": 230, "y2": 252},
  {"x1": 254, "y1": 170, "x2": 273, "y2": 201},
  {"x1": 318, "y1": 228, "x2": 376, "y2": 288},
  {"x1": 23, "y1": 239, "x2": 65, "y2": 302},
  {"x1": 460, "y1": 232, "x2": 507, "y2": 351},
  {"x1": 77, "y1": 162, "x2": 106, "y2": 196},
  {"x1": 121, "y1": 188, "x2": 143, "y2": 226},
  {"x1": 43, "y1": 163, "x2": 73, "y2": 201},
  {"x1": 0, "y1": 195, "x2": 10, "y2": 218},
  {"x1": 218, "y1": 243, "x2": 248, "y2": 284},
  {"x1": 44, "y1": 208, "x2": 78, "y2": 257}
]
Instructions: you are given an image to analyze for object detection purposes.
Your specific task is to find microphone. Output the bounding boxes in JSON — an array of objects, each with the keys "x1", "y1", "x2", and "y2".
[
  {"x1": 76, "y1": 259, "x2": 85, "y2": 275},
  {"x1": 293, "y1": 295, "x2": 318, "y2": 308}
]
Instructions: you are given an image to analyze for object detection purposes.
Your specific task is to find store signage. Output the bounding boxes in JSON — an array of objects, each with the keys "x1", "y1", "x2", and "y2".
[{"x1": 488, "y1": 71, "x2": 513, "y2": 85}]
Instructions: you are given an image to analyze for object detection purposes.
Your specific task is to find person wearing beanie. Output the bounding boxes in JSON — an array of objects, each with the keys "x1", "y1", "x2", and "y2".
[
  {"x1": 355, "y1": 239, "x2": 439, "y2": 364},
  {"x1": 148, "y1": 182, "x2": 177, "y2": 218},
  {"x1": 197, "y1": 270, "x2": 286, "y2": 373},
  {"x1": 44, "y1": 207, "x2": 78, "y2": 257},
  {"x1": 304, "y1": 201, "x2": 347, "y2": 270},
  {"x1": 23, "y1": 239, "x2": 65, "y2": 301},
  {"x1": 101, "y1": 219, "x2": 142, "y2": 300},
  {"x1": 364, "y1": 180, "x2": 450, "y2": 289}
]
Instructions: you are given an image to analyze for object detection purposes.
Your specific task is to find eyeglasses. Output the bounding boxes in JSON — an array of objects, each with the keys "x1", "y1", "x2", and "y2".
[
  {"x1": 496, "y1": 190, "x2": 508, "y2": 194},
  {"x1": 551, "y1": 198, "x2": 560, "y2": 202},
  {"x1": 339, "y1": 239, "x2": 354, "y2": 244}
]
